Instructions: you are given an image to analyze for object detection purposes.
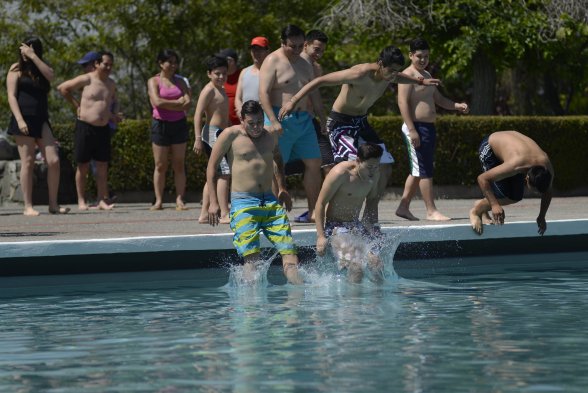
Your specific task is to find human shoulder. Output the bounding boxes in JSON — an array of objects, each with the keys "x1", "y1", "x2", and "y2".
[{"x1": 8, "y1": 63, "x2": 19, "y2": 73}]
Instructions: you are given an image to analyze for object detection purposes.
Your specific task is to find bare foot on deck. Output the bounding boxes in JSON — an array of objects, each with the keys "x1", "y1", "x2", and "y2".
[
  {"x1": 482, "y1": 212, "x2": 493, "y2": 225},
  {"x1": 469, "y1": 208, "x2": 483, "y2": 235},
  {"x1": 23, "y1": 208, "x2": 40, "y2": 216},
  {"x1": 49, "y1": 206, "x2": 70, "y2": 214},
  {"x1": 78, "y1": 203, "x2": 89, "y2": 211},
  {"x1": 94, "y1": 200, "x2": 114, "y2": 210},
  {"x1": 395, "y1": 207, "x2": 419, "y2": 221},
  {"x1": 219, "y1": 214, "x2": 230, "y2": 224},
  {"x1": 426, "y1": 211, "x2": 451, "y2": 221},
  {"x1": 198, "y1": 216, "x2": 208, "y2": 224}
]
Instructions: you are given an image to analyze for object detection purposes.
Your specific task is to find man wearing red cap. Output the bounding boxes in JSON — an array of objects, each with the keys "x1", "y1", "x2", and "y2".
[{"x1": 235, "y1": 36, "x2": 270, "y2": 118}]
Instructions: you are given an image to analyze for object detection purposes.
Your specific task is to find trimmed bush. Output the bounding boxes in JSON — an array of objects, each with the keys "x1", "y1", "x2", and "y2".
[{"x1": 52, "y1": 116, "x2": 588, "y2": 193}]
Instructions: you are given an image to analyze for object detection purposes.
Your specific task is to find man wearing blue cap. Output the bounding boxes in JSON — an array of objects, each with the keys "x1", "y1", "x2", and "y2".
[{"x1": 77, "y1": 51, "x2": 101, "y2": 73}]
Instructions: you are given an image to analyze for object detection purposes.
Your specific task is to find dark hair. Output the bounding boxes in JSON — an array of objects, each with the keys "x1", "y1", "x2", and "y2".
[
  {"x1": 357, "y1": 143, "x2": 383, "y2": 161},
  {"x1": 377, "y1": 45, "x2": 405, "y2": 68},
  {"x1": 157, "y1": 49, "x2": 180, "y2": 65},
  {"x1": 528, "y1": 166, "x2": 552, "y2": 193},
  {"x1": 206, "y1": 55, "x2": 228, "y2": 72},
  {"x1": 16, "y1": 37, "x2": 49, "y2": 92},
  {"x1": 305, "y1": 30, "x2": 328, "y2": 44},
  {"x1": 95, "y1": 51, "x2": 114, "y2": 64},
  {"x1": 281, "y1": 24, "x2": 305, "y2": 43},
  {"x1": 241, "y1": 100, "x2": 263, "y2": 118},
  {"x1": 409, "y1": 38, "x2": 430, "y2": 52}
]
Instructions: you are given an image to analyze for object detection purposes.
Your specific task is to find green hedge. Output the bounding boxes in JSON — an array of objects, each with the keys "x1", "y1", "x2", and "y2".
[{"x1": 52, "y1": 116, "x2": 588, "y2": 193}]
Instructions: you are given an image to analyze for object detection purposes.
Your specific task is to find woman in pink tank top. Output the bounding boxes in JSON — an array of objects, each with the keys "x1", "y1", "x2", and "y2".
[{"x1": 147, "y1": 49, "x2": 192, "y2": 211}]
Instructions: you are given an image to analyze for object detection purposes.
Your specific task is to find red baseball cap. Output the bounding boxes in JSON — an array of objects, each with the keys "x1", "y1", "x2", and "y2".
[{"x1": 250, "y1": 36, "x2": 269, "y2": 48}]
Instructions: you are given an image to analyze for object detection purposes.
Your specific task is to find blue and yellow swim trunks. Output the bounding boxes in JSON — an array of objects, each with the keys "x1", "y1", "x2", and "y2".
[{"x1": 230, "y1": 192, "x2": 297, "y2": 257}]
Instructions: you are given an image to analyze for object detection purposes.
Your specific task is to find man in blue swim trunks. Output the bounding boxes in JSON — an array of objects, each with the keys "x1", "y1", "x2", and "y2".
[
  {"x1": 470, "y1": 131, "x2": 554, "y2": 236},
  {"x1": 206, "y1": 100, "x2": 303, "y2": 284},
  {"x1": 315, "y1": 143, "x2": 385, "y2": 284},
  {"x1": 259, "y1": 24, "x2": 322, "y2": 223},
  {"x1": 396, "y1": 38, "x2": 469, "y2": 222},
  {"x1": 279, "y1": 45, "x2": 439, "y2": 222}
]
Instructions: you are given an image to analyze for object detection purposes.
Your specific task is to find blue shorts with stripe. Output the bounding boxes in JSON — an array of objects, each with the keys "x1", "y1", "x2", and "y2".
[
  {"x1": 401, "y1": 122, "x2": 436, "y2": 178},
  {"x1": 230, "y1": 192, "x2": 296, "y2": 257}
]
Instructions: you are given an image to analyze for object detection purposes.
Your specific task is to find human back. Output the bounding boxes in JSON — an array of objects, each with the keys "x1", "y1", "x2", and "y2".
[{"x1": 489, "y1": 131, "x2": 550, "y2": 168}]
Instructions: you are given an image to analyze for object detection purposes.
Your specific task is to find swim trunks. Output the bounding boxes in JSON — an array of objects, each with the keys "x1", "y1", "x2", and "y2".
[
  {"x1": 151, "y1": 118, "x2": 189, "y2": 146},
  {"x1": 230, "y1": 192, "x2": 297, "y2": 257},
  {"x1": 401, "y1": 122, "x2": 436, "y2": 178},
  {"x1": 285, "y1": 118, "x2": 335, "y2": 176},
  {"x1": 327, "y1": 110, "x2": 394, "y2": 164},
  {"x1": 478, "y1": 136, "x2": 525, "y2": 202},
  {"x1": 202, "y1": 125, "x2": 230, "y2": 175},
  {"x1": 74, "y1": 119, "x2": 111, "y2": 163},
  {"x1": 264, "y1": 107, "x2": 320, "y2": 162}
]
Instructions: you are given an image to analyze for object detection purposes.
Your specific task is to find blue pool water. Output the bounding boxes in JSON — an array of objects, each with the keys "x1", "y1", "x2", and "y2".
[{"x1": 1, "y1": 255, "x2": 588, "y2": 392}]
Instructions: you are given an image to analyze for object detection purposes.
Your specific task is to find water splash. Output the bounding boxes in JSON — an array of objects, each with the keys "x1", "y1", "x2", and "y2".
[{"x1": 227, "y1": 249, "x2": 280, "y2": 288}]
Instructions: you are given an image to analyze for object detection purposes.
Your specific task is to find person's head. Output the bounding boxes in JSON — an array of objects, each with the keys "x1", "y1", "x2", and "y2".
[
  {"x1": 304, "y1": 30, "x2": 328, "y2": 63},
  {"x1": 356, "y1": 143, "x2": 383, "y2": 180},
  {"x1": 94, "y1": 51, "x2": 114, "y2": 75},
  {"x1": 206, "y1": 55, "x2": 228, "y2": 87},
  {"x1": 280, "y1": 24, "x2": 305, "y2": 58},
  {"x1": 157, "y1": 49, "x2": 180, "y2": 73},
  {"x1": 527, "y1": 166, "x2": 552, "y2": 193},
  {"x1": 408, "y1": 38, "x2": 431, "y2": 71},
  {"x1": 249, "y1": 36, "x2": 270, "y2": 67},
  {"x1": 17, "y1": 37, "x2": 50, "y2": 89},
  {"x1": 77, "y1": 51, "x2": 100, "y2": 73},
  {"x1": 240, "y1": 100, "x2": 265, "y2": 138},
  {"x1": 216, "y1": 48, "x2": 238, "y2": 74},
  {"x1": 376, "y1": 45, "x2": 405, "y2": 81}
]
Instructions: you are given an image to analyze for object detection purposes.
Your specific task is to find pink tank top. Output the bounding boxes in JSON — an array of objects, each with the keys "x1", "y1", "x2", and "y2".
[{"x1": 152, "y1": 75, "x2": 185, "y2": 122}]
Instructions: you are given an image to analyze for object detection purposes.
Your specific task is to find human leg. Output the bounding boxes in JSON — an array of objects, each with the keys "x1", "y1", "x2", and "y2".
[
  {"x1": 217, "y1": 174, "x2": 231, "y2": 223},
  {"x1": 302, "y1": 158, "x2": 322, "y2": 221},
  {"x1": 151, "y1": 143, "x2": 169, "y2": 210},
  {"x1": 469, "y1": 197, "x2": 517, "y2": 234},
  {"x1": 38, "y1": 125, "x2": 68, "y2": 214},
  {"x1": 170, "y1": 143, "x2": 187, "y2": 209},
  {"x1": 14, "y1": 136, "x2": 39, "y2": 216},
  {"x1": 396, "y1": 175, "x2": 420, "y2": 221},
  {"x1": 76, "y1": 162, "x2": 90, "y2": 210},
  {"x1": 419, "y1": 177, "x2": 450, "y2": 221},
  {"x1": 94, "y1": 161, "x2": 114, "y2": 210}
]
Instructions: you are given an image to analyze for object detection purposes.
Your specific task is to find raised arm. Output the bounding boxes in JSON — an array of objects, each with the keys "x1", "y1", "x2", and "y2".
[
  {"x1": 206, "y1": 129, "x2": 235, "y2": 226},
  {"x1": 20, "y1": 43, "x2": 54, "y2": 82}
]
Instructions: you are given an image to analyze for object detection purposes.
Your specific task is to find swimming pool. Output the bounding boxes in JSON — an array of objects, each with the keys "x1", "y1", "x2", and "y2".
[{"x1": 1, "y1": 254, "x2": 588, "y2": 392}]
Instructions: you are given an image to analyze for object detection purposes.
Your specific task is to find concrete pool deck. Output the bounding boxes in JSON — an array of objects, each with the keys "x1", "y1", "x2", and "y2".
[{"x1": 1, "y1": 195, "x2": 587, "y2": 277}]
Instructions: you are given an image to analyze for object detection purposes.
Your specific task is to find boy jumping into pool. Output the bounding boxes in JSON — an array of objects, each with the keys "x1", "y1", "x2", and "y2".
[
  {"x1": 470, "y1": 131, "x2": 554, "y2": 235},
  {"x1": 315, "y1": 143, "x2": 385, "y2": 284},
  {"x1": 206, "y1": 100, "x2": 303, "y2": 284}
]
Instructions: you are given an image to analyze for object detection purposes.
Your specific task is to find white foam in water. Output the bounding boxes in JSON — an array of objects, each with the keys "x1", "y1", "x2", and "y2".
[{"x1": 228, "y1": 249, "x2": 279, "y2": 288}]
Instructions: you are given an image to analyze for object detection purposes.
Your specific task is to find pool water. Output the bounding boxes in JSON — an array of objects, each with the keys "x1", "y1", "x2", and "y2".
[{"x1": 1, "y1": 257, "x2": 588, "y2": 392}]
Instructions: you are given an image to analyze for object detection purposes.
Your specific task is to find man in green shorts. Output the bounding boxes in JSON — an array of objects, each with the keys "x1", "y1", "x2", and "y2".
[{"x1": 206, "y1": 100, "x2": 303, "y2": 284}]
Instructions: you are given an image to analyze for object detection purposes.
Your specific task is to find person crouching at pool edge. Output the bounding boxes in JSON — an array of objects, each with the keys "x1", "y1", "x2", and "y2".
[
  {"x1": 205, "y1": 100, "x2": 303, "y2": 284},
  {"x1": 315, "y1": 142, "x2": 385, "y2": 284}
]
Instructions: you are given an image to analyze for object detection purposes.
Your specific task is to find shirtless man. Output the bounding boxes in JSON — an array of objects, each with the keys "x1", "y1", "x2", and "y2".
[
  {"x1": 396, "y1": 38, "x2": 469, "y2": 221},
  {"x1": 259, "y1": 24, "x2": 322, "y2": 222},
  {"x1": 315, "y1": 143, "x2": 384, "y2": 284},
  {"x1": 470, "y1": 131, "x2": 554, "y2": 235},
  {"x1": 206, "y1": 100, "x2": 303, "y2": 285},
  {"x1": 279, "y1": 45, "x2": 440, "y2": 222},
  {"x1": 58, "y1": 51, "x2": 117, "y2": 211},
  {"x1": 193, "y1": 56, "x2": 230, "y2": 223}
]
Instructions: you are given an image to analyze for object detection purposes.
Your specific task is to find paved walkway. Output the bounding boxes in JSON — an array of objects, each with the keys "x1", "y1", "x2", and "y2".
[{"x1": 1, "y1": 194, "x2": 586, "y2": 242}]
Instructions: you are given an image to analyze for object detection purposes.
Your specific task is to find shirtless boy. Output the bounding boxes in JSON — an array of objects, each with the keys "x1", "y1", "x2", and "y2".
[
  {"x1": 470, "y1": 131, "x2": 554, "y2": 235},
  {"x1": 396, "y1": 38, "x2": 469, "y2": 221},
  {"x1": 206, "y1": 100, "x2": 302, "y2": 284},
  {"x1": 315, "y1": 143, "x2": 384, "y2": 284},
  {"x1": 193, "y1": 56, "x2": 230, "y2": 224},
  {"x1": 259, "y1": 24, "x2": 322, "y2": 222},
  {"x1": 279, "y1": 45, "x2": 440, "y2": 222},
  {"x1": 58, "y1": 51, "x2": 117, "y2": 211}
]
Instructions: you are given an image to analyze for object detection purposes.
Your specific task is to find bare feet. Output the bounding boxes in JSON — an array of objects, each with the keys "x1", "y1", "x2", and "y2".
[
  {"x1": 426, "y1": 211, "x2": 451, "y2": 221},
  {"x1": 23, "y1": 207, "x2": 40, "y2": 216},
  {"x1": 482, "y1": 211, "x2": 493, "y2": 225},
  {"x1": 149, "y1": 204, "x2": 164, "y2": 211},
  {"x1": 219, "y1": 214, "x2": 230, "y2": 224},
  {"x1": 176, "y1": 198, "x2": 189, "y2": 211},
  {"x1": 284, "y1": 263, "x2": 304, "y2": 285},
  {"x1": 469, "y1": 208, "x2": 483, "y2": 235},
  {"x1": 78, "y1": 203, "x2": 89, "y2": 211},
  {"x1": 396, "y1": 207, "x2": 419, "y2": 221},
  {"x1": 95, "y1": 199, "x2": 114, "y2": 210},
  {"x1": 198, "y1": 216, "x2": 208, "y2": 224},
  {"x1": 49, "y1": 206, "x2": 70, "y2": 214}
]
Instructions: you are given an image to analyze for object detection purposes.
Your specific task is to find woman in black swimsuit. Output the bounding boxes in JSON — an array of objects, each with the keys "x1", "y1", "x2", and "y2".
[{"x1": 6, "y1": 37, "x2": 69, "y2": 215}]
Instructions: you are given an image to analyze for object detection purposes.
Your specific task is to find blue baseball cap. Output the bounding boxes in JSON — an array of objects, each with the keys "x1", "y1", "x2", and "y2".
[{"x1": 77, "y1": 51, "x2": 100, "y2": 65}]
